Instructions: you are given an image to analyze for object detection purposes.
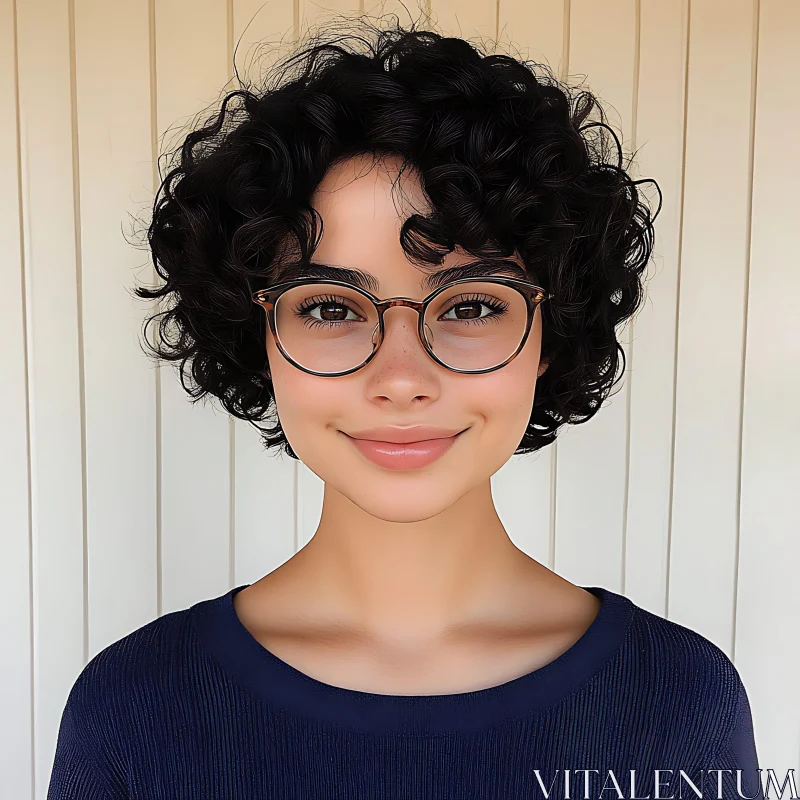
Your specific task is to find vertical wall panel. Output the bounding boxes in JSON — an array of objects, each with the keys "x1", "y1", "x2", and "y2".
[
  {"x1": 430, "y1": 0, "x2": 497, "y2": 41},
  {"x1": 16, "y1": 1, "x2": 87, "y2": 795},
  {"x1": 299, "y1": 0, "x2": 365, "y2": 37},
  {"x1": 154, "y1": 0, "x2": 234, "y2": 615},
  {"x1": 363, "y1": 0, "x2": 427, "y2": 24},
  {"x1": 736, "y1": 0, "x2": 800, "y2": 772},
  {"x1": 668, "y1": 0, "x2": 757, "y2": 650},
  {"x1": 491, "y1": 1, "x2": 566, "y2": 567},
  {"x1": 0, "y1": 0, "x2": 33, "y2": 796},
  {"x1": 73, "y1": 0, "x2": 157, "y2": 653},
  {"x1": 297, "y1": 467, "x2": 325, "y2": 549},
  {"x1": 234, "y1": 423, "x2": 298, "y2": 584},
  {"x1": 497, "y1": 0, "x2": 566, "y2": 77},
  {"x1": 553, "y1": 0, "x2": 638, "y2": 592},
  {"x1": 233, "y1": 0, "x2": 295, "y2": 88},
  {"x1": 624, "y1": 1, "x2": 687, "y2": 615}
]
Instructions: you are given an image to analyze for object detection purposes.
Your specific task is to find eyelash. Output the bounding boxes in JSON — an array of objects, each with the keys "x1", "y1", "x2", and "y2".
[
  {"x1": 292, "y1": 294, "x2": 364, "y2": 329},
  {"x1": 443, "y1": 294, "x2": 510, "y2": 326},
  {"x1": 292, "y1": 293, "x2": 510, "y2": 329}
]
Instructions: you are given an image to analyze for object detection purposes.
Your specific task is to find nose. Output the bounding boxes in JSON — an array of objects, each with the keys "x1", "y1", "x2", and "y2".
[{"x1": 364, "y1": 305, "x2": 442, "y2": 405}]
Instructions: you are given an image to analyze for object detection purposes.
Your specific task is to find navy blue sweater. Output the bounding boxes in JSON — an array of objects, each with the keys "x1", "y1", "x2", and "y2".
[{"x1": 47, "y1": 584, "x2": 762, "y2": 799}]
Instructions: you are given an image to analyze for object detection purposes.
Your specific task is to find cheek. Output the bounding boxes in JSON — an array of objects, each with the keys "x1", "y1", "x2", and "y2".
[
  {"x1": 267, "y1": 350, "x2": 350, "y2": 454},
  {"x1": 468, "y1": 363, "x2": 539, "y2": 424},
  {"x1": 472, "y1": 326, "x2": 541, "y2": 415}
]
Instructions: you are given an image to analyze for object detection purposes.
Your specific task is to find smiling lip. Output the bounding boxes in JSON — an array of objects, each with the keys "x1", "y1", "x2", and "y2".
[{"x1": 341, "y1": 426, "x2": 468, "y2": 470}]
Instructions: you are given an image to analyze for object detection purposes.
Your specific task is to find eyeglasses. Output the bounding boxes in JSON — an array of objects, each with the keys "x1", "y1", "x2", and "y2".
[{"x1": 252, "y1": 276, "x2": 553, "y2": 377}]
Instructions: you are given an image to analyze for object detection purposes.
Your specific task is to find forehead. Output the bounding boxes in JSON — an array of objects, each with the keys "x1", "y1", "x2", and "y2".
[
  {"x1": 307, "y1": 154, "x2": 528, "y2": 292},
  {"x1": 313, "y1": 152, "x2": 427, "y2": 206},
  {"x1": 311, "y1": 153, "x2": 428, "y2": 249}
]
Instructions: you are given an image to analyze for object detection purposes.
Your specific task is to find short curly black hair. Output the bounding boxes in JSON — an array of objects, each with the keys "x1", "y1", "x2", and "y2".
[{"x1": 133, "y1": 14, "x2": 661, "y2": 462}]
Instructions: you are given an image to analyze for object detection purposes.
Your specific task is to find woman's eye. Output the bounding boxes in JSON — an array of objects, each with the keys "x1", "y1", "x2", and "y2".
[
  {"x1": 309, "y1": 302, "x2": 359, "y2": 322},
  {"x1": 442, "y1": 301, "x2": 494, "y2": 320}
]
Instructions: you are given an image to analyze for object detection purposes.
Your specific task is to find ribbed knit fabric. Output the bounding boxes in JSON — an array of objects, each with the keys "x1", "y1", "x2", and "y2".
[{"x1": 47, "y1": 584, "x2": 762, "y2": 799}]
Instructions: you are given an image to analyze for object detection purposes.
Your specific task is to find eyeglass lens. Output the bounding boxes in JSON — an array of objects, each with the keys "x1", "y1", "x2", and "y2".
[{"x1": 272, "y1": 281, "x2": 530, "y2": 373}]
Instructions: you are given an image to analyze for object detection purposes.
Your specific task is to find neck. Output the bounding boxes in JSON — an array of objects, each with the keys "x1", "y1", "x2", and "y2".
[{"x1": 272, "y1": 478, "x2": 548, "y2": 642}]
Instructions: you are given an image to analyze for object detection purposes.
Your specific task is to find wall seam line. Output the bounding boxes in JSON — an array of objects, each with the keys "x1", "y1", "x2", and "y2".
[
  {"x1": 665, "y1": 0, "x2": 693, "y2": 622},
  {"x1": 731, "y1": 0, "x2": 761, "y2": 664}
]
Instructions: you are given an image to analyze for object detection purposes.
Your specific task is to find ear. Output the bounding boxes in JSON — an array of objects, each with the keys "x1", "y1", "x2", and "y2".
[{"x1": 537, "y1": 358, "x2": 550, "y2": 378}]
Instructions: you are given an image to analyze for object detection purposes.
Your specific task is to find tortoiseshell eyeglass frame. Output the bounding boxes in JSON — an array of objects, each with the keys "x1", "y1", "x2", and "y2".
[{"x1": 251, "y1": 276, "x2": 554, "y2": 378}]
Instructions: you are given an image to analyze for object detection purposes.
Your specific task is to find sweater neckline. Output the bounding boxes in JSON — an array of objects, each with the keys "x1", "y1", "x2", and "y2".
[{"x1": 190, "y1": 582, "x2": 635, "y2": 735}]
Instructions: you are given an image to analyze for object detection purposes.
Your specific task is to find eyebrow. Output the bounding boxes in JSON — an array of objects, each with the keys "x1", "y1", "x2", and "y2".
[{"x1": 288, "y1": 259, "x2": 533, "y2": 294}]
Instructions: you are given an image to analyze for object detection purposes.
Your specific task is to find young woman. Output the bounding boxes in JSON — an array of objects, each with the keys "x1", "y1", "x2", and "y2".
[{"x1": 48, "y1": 20, "x2": 761, "y2": 800}]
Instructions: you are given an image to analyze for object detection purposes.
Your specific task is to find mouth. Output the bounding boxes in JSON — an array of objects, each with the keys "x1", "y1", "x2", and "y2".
[{"x1": 340, "y1": 429, "x2": 467, "y2": 471}]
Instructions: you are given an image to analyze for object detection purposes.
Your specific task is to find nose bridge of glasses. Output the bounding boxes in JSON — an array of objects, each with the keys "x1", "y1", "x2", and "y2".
[
  {"x1": 373, "y1": 298, "x2": 429, "y2": 351},
  {"x1": 376, "y1": 297, "x2": 427, "y2": 329},
  {"x1": 377, "y1": 297, "x2": 427, "y2": 313}
]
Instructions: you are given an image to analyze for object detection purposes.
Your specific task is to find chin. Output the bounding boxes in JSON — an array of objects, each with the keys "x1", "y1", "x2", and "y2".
[{"x1": 344, "y1": 479, "x2": 466, "y2": 523}]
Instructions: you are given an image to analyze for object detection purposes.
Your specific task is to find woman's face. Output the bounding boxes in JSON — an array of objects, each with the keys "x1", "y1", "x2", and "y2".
[{"x1": 266, "y1": 153, "x2": 547, "y2": 523}]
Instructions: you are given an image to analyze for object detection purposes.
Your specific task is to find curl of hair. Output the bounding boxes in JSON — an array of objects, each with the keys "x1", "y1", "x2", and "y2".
[{"x1": 133, "y1": 13, "x2": 662, "y2": 461}]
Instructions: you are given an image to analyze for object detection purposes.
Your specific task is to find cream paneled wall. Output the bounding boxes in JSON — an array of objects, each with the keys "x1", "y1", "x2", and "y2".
[{"x1": 1, "y1": 0, "x2": 798, "y2": 796}]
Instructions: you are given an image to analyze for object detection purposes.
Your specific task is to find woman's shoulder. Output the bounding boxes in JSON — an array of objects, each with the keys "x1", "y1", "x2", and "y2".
[
  {"x1": 49, "y1": 592, "x2": 229, "y2": 796},
  {"x1": 62, "y1": 591, "x2": 220, "y2": 724},
  {"x1": 622, "y1": 594, "x2": 746, "y2": 693},
  {"x1": 611, "y1": 591, "x2": 751, "y2": 754},
  {"x1": 84, "y1": 601, "x2": 195, "y2": 676}
]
